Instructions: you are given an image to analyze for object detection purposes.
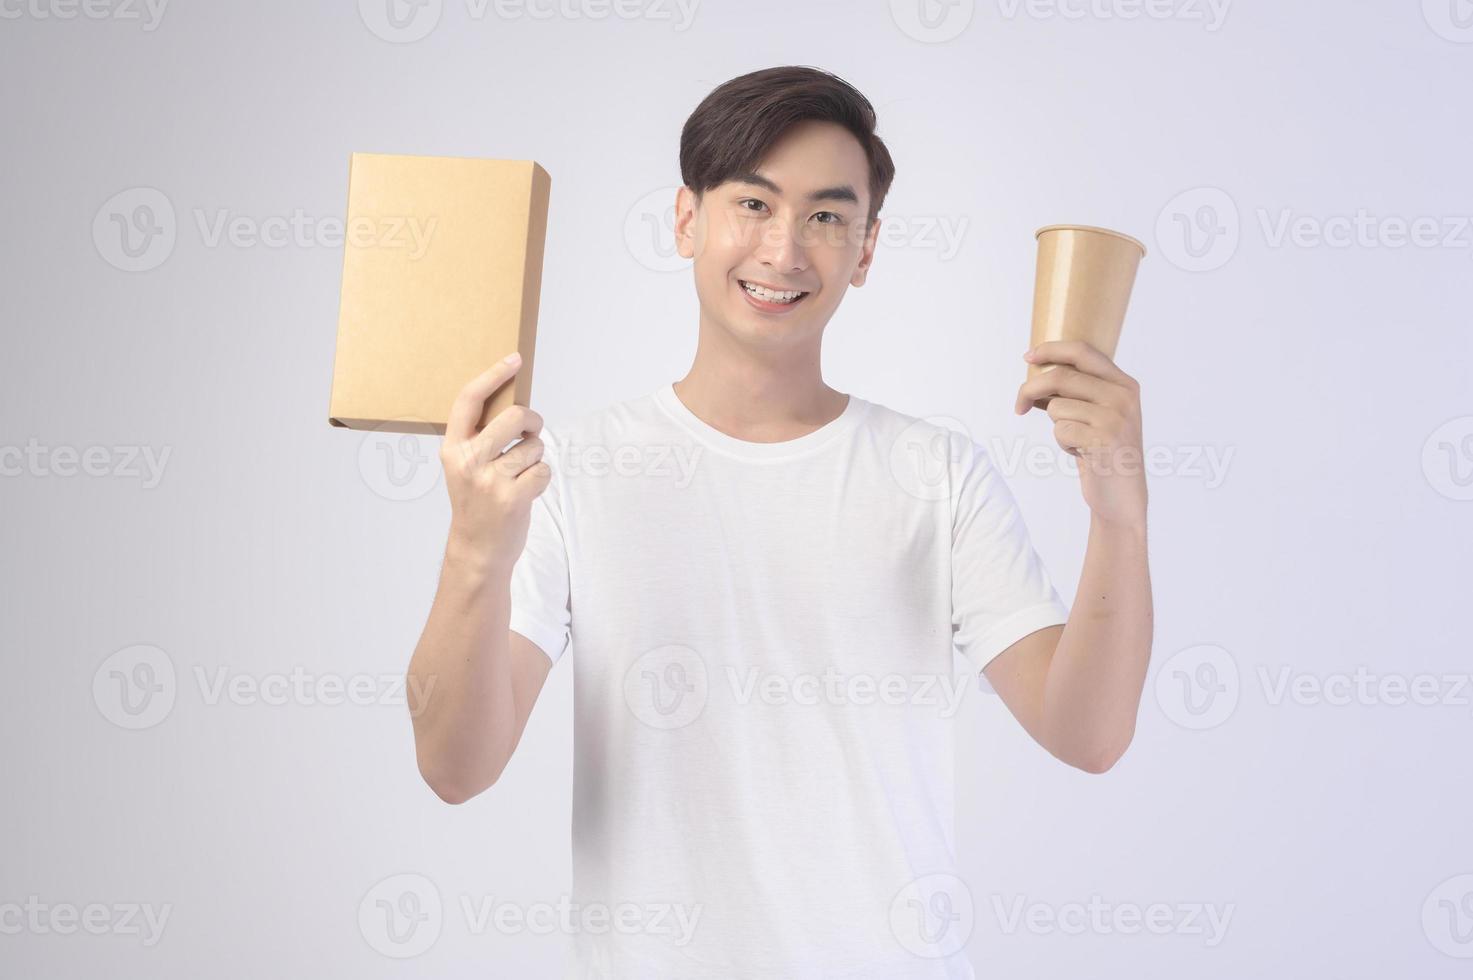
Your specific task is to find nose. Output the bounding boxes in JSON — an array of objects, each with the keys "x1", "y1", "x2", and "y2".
[{"x1": 751, "y1": 214, "x2": 810, "y2": 277}]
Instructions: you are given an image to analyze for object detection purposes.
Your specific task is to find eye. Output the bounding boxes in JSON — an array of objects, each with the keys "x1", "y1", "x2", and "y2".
[
  {"x1": 737, "y1": 198, "x2": 769, "y2": 214},
  {"x1": 813, "y1": 212, "x2": 843, "y2": 224}
]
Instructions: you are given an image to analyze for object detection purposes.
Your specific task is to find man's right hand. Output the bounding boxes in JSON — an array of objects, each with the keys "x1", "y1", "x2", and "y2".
[{"x1": 439, "y1": 353, "x2": 551, "y2": 571}]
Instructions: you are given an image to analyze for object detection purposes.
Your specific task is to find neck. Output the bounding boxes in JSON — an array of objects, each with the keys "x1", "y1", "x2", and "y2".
[{"x1": 672, "y1": 313, "x2": 848, "y2": 444}]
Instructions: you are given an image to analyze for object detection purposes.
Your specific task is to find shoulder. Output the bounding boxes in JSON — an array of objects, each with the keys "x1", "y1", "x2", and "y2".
[
  {"x1": 852, "y1": 393, "x2": 1012, "y2": 515},
  {"x1": 534, "y1": 389, "x2": 670, "y2": 463},
  {"x1": 852, "y1": 393, "x2": 989, "y2": 465},
  {"x1": 854, "y1": 394, "x2": 949, "y2": 440}
]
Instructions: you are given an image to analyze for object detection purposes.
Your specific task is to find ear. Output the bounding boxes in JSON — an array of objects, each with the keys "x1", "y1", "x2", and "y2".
[
  {"x1": 674, "y1": 186, "x2": 699, "y2": 260},
  {"x1": 850, "y1": 216, "x2": 881, "y2": 287}
]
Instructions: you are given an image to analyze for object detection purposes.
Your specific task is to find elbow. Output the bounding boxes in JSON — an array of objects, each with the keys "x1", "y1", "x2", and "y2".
[
  {"x1": 417, "y1": 754, "x2": 498, "y2": 805},
  {"x1": 1064, "y1": 729, "x2": 1134, "y2": 775},
  {"x1": 1073, "y1": 749, "x2": 1122, "y2": 775},
  {"x1": 426, "y1": 777, "x2": 479, "y2": 805}
]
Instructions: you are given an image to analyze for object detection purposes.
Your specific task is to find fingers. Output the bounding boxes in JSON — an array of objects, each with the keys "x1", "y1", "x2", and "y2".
[
  {"x1": 1045, "y1": 397, "x2": 1140, "y2": 463},
  {"x1": 1014, "y1": 364, "x2": 1115, "y2": 415},
  {"x1": 462, "y1": 404, "x2": 545, "y2": 472},
  {"x1": 1041, "y1": 397, "x2": 1106, "y2": 457},
  {"x1": 1043, "y1": 396, "x2": 1102, "y2": 426},
  {"x1": 1052, "y1": 419, "x2": 1095, "y2": 457},
  {"x1": 493, "y1": 433, "x2": 547, "y2": 481},
  {"x1": 446, "y1": 354, "x2": 522, "y2": 443},
  {"x1": 1013, "y1": 343, "x2": 1144, "y2": 470},
  {"x1": 1024, "y1": 340, "x2": 1137, "y2": 389},
  {"x1": 516, "y1": 455, "x2": 554, "y2": 490}
]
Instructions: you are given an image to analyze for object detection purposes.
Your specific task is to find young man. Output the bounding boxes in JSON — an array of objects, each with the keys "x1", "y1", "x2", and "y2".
[{"x1": 408, "y1": 66, "x2": 1153, "y2": 979}]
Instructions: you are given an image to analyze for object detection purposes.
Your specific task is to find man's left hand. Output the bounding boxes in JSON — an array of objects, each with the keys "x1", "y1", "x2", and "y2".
[{"x1": 1014, "y1": 340, "x2": 1147, "y2": 528}]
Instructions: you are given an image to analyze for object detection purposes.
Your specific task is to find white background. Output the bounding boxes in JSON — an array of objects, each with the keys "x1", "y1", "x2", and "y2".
[{"x1": 2, "y1": 0, "x2": 1471, "y2": 976}]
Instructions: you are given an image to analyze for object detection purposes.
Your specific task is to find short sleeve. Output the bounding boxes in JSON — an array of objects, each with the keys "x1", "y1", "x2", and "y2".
[
  {"x1": 507, "y1": 430, "x2": 572, "y2": 665},
  {"x1": 951, "y1": 438, "x2": 1069, "y2": 676}
]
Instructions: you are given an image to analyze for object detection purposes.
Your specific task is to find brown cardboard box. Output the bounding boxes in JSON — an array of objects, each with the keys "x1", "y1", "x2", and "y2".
[{"x1": 328, "y1": 152, "x2": 551, "y2": 435}]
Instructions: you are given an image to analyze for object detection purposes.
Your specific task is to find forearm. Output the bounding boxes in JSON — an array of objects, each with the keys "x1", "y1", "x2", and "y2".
[
  {"x1": 1040, "y1": 515, "x2": 1153, "y2": 771},
  {"x1": 406, "y1": 541, "x2": 519, "y2": 802}
]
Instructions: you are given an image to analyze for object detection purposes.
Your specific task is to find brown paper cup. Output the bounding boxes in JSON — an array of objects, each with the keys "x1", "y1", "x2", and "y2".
[{"x1": 1027, "y1": 224, "x2": 1145, "y2": 410}]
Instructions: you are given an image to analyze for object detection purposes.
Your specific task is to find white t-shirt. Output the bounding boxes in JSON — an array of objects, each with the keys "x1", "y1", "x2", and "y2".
[{"x1": 508, "y1": 383, "x2": 1070, "y2": 979}]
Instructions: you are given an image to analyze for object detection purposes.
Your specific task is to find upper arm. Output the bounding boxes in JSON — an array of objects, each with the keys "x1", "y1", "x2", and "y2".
[
  {"x1": 948, "y1": 435, "x2": 1069, "y2": 680},
  {"x1": 506, "y1": 431, "x2": 572, "y2": 666},
  {"x1": 980, "y1": 623, "x2": 1063, "y2": 746},
  {"x1": 498, "y1": 426, "x2": 569, "y2": 777},
  {"x1": 503, "y1": 629, "x2": 555, "y2": 766}
]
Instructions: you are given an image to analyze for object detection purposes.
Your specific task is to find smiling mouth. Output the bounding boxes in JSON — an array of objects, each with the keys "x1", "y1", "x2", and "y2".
[{"x1": 739, "y1": 279, "x2": 811, "y2": 309}]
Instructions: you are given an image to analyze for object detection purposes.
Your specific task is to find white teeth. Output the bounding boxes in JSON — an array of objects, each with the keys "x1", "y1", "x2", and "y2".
[{"x1": 742, "y1": 281, "x2": 805, "y2": 303}]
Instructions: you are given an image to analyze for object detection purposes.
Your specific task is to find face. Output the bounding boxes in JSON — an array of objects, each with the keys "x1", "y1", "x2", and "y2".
[{"x1": 674, "y1": 119, "x2": 881, "y2": 351}]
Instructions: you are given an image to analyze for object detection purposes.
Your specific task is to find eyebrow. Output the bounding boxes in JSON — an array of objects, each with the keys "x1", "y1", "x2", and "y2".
[{"x1": 731, "y1": 172, "x2": 860, "y2": 207}]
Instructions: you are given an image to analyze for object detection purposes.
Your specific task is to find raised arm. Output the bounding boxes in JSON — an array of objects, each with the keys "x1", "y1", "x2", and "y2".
[
  {"x1": 983, "y1": 340, "x2": 1154, "y2": 773},
  {"x1": 406, "y1": 354, "x2": 556, "y2": 803}
]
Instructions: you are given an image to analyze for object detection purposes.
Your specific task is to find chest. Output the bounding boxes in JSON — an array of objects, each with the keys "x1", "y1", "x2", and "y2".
[{"x1": 559, "y1": 453, "x2": 953, "y2": 665}]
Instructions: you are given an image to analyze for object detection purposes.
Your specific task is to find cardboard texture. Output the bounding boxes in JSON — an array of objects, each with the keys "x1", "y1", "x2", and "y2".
[
  {"x1": 328, "y1": 152, "x2": 551, "y2": 435},
  {"x1": 1027, "y1": 224, "x2": 1145, "y2": 409}
]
